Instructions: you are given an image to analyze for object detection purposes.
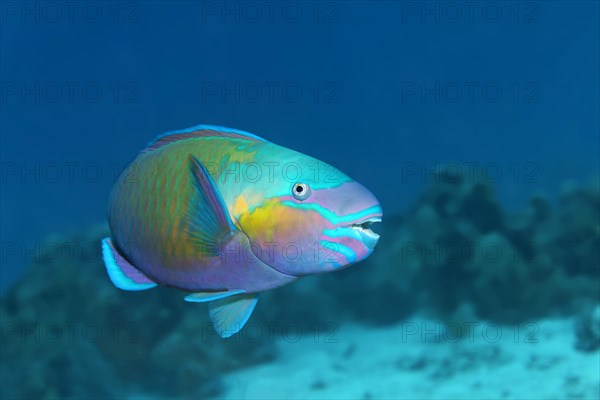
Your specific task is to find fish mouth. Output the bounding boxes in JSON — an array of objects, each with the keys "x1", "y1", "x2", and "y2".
[{"x1": 348, "y1": 216, "x2": 382, "y2": 248}]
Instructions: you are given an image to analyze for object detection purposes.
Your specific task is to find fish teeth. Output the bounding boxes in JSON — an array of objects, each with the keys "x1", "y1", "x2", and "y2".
[
  {"x1": 350, "y1": 224, "x2": 380, "y2": 240},
  {"x1": 351, "y1": 217, "x2": 382, "y2": 230}
]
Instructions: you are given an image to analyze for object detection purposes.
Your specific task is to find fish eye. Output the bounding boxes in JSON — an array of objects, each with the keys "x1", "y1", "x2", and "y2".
[{"x1": 292, "y1": 183, "x2": 311, "y2": 201}]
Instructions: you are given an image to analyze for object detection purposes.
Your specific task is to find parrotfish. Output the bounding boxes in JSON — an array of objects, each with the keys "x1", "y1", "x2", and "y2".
[{"x1": 102, "y1": 125, "x2": 382, "y2": 337}]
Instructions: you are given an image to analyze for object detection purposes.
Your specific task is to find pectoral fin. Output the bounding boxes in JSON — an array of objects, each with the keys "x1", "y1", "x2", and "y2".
[
  {"x1": 208, "y1": 293, "x2": 259, "y2": 338},
  {"x1": 187, "y1": 156, "x2": 236, "y2": 256}
]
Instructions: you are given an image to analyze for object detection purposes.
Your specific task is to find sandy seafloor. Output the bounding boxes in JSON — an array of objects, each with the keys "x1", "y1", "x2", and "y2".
[{"x1": 220, "y1": 317, "x2": 600, "y2": 400}]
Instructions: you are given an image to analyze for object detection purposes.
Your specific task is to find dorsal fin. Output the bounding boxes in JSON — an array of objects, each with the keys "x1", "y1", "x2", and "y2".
[{"x1": 143, "y1": 124, "x2": 268, "y2": 153}]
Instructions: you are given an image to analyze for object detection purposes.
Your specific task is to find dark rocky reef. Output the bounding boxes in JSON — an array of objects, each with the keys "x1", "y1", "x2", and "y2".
[{"x1": 1, "y1": 172, "x2": 598, "y2": 398}]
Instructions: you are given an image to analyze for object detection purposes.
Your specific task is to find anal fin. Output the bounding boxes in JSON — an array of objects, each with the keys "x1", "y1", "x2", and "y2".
[
  {"x1": 209, "y1": 293, "x2": 259, "y2": 338},
  {"x1": 101, "y1": 238, "x2": 157, "y2": 291}
]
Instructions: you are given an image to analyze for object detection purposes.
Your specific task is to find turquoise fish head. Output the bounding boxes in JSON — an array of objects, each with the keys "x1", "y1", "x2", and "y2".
[{"x1": 236, "y1": 148, "x2": 383, "y2": 277}]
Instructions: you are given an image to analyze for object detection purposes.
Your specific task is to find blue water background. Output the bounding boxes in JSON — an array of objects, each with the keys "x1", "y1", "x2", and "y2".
[{"x1": 1, "y1": 1, "x2": 598, "y2": 290}]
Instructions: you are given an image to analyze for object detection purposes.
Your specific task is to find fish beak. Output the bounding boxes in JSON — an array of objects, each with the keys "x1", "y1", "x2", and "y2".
[{"x1": 348, "y1": 216, "x2": 382, "y2": 249}]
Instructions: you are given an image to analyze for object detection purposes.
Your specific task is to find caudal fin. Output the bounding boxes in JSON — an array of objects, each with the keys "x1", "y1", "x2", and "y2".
[{"x1": 101, "y1": 238, "x2": 157, "y2": 291}]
